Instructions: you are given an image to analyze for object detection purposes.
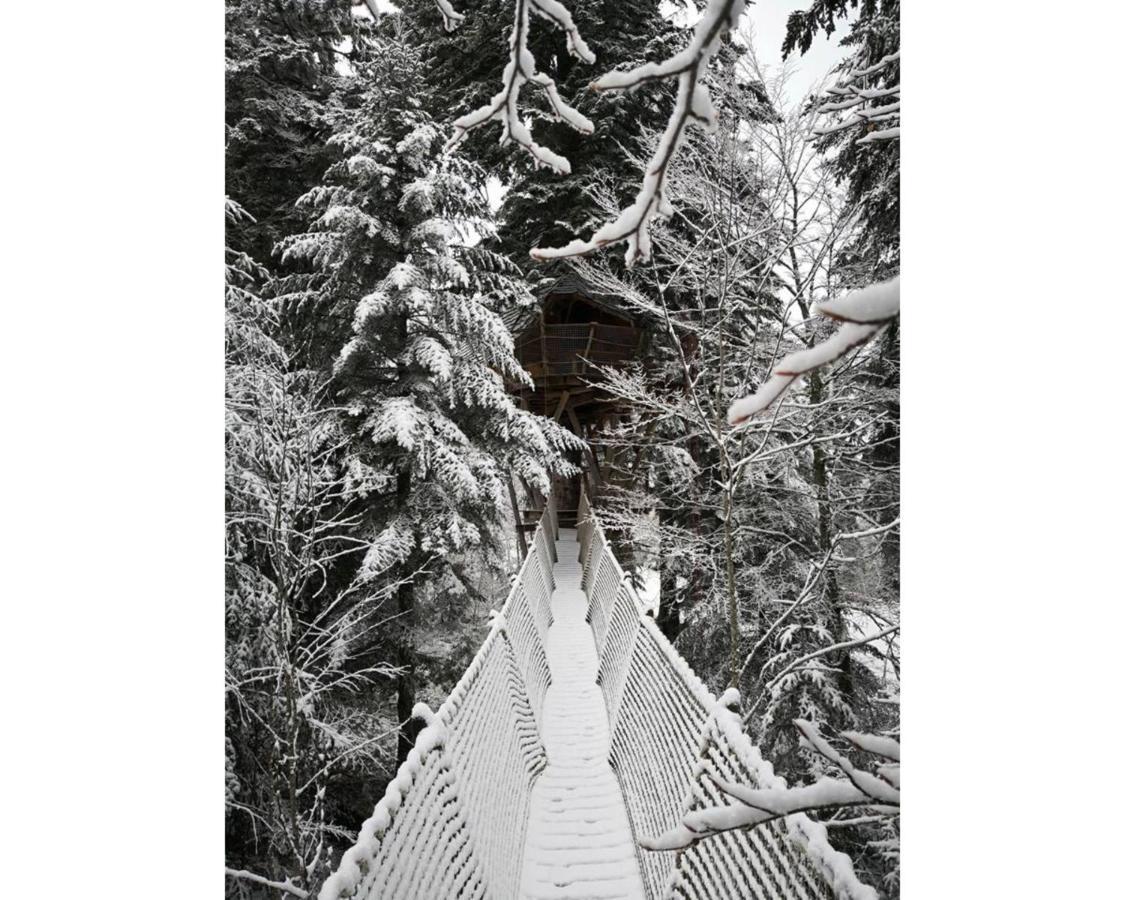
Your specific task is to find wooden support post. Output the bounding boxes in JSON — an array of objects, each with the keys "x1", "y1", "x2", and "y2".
[
  {"x1": 539, "y1": 311, "x2": 549, "y2": 382},
  {"x1": 552, "y1": 390, "x2": 570, "y2": 423},
  {"x1": 580, "y1": 324, "x2": 596, "y2": 375},
  {"x1": 567, "y1": 405, "x2": 601, "y2": 491},
  {"x1": 507, "y1": 474, "x2": 528, "y2": 559}
]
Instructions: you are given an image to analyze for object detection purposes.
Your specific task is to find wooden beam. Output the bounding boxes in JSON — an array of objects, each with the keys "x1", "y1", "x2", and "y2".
[
  {"x1": 566, "y1": 405, "x2": 601, "y2": 489},
  {"x1": 580, "y1": 324, "x2": 596, "y2": 376},
  {"x1": 552, "y1": 390, "x2": 570, "y2": 422},
  {"x1": 539, "y1": 308, "x2": 549, "y2": 382},
  {"x1": 507, "y1": 474, "x2": 528, "y2": 558}
]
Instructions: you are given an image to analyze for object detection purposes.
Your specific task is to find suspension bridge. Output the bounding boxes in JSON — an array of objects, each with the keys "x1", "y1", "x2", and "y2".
[{"x1": 319, "y1": 491, "x2": 877, "y2": 900}]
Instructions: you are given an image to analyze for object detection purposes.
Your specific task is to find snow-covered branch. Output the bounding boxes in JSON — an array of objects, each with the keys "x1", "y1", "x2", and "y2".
[
  {"x1": 225, "y1": 868, "x2": 311, "y2": 899},
  {"x1": 813, "y1": 51, "x2": 900, "y2": 144},
  {"x1": 531, "y1": 0, "x2": 746, "y2": 266},
  {"x1": 433, "y1": 0, "x2": 465, "y2": 32},
  {"x1": 764, "y1": 624, "x2": 899, "y2": 693},
  {"x1": 445, "y1": 0, "x2": 595, "y2": 175},
  {"x1": 642, "y1": 719, "x2": 899, "y2": 851},
  {"x1": 727, "y1": 276, "x2": 900, "y2": 425}
]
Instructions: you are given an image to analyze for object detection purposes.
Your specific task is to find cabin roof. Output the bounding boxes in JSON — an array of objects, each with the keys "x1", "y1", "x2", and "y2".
[{"x1": 502, "y1": 266, "x2": 645, "y2": 338}]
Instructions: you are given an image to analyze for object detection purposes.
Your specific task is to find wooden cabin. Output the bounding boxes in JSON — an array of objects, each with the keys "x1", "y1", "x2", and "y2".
[{"x1": 505, "y1": 267, "x2": 652, "y2": 525}]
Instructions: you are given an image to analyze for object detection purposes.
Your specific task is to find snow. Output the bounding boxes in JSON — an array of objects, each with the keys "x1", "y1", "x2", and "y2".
[
  {"x1": 726, "y1": 371, "x2": 801, "y2": 424},
  {"x1": 727, "y1": 276, "x2": 901, "y2": 425},
  {"x1": 856, "y1": 126, "x2": 900, "y2": 144},
  {"x1": 531, "y1": 0, "x2": 747, "y2": 267},
  {"x1": 775, "y1": 323, "x2": 883, "y2": 377},
  {"x1": 359, "y1": 519, "x2": 414, "y2": 580},
  {"x1": 446, "y1": 0, "x2": 595, "y2": 175},
  {"x1": 729, "y1": 275, "x2": 895, "y2": 423},
  {"x1": 814, "y1": 279, "x2": 900, "y2": 326},
  {"x1": 814, "y1": 51, "x2": 900, "y2": 143},
  {"x1": 323, "y1": 503, "x2": 873, "y2": 900},
  {"x1": 434, "y1": 0, "x2": 465, "y2": 32},
  {"x1": 840, "y1": 731, "x2": 900, "y2": 762},
  {"x1": 519, "y1": 531, "x2": 646, "y2": 899}
]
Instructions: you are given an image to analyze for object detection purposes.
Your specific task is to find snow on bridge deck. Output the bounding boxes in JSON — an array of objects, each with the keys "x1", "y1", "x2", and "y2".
[{"x1": 519, "y1": 529, "x2": 646, "y2": 900}]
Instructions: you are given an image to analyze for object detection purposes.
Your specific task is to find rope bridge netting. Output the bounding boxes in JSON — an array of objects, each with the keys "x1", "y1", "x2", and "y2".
[
  {"x1": 318, "y1": 491, "x2": 876, "y2": 900},
  {"x1": 577, "y1": 489, "x2": 876, "y2": 900},
  {"x1": 319, "y1": 497, "x2": 560, "y2": 900}
]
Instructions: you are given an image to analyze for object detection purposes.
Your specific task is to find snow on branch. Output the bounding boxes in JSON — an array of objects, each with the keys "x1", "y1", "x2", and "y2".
[
  {"x1": 727, "y1": 276, "x2": 899, "y2": 425},
  {"x1": 643, "y1": 719, "x2": 899, "y2": 851},
  {"x1": 813, "y1": 50, "x2": 900, "y2": 145},
  {"x1": 445, "y1": 0, "x2": 595, "y2": 175},
  {"x1": 225, "y1": 868, "x2": 310, "y2": 899},
  {"x1": 531, "y1": 0, "x2": 747, "y2": 266},
  {"x1": 433, "y1": 0, "x2": 465, "y2": 31}
]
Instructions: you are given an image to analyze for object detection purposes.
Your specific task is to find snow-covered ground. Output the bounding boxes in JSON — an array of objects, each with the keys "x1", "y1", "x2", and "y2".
[{"x1": 518, "y1": 530, "x2": 646, "y2": 900}]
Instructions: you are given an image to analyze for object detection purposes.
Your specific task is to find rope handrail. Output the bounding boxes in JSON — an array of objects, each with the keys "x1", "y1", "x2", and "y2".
[
  {"x1": 319, "y1": 496, "x2": 560, "y2": 900},
  {"x1": 576, "y1": 487, "x2": 877, "y2": 900}
]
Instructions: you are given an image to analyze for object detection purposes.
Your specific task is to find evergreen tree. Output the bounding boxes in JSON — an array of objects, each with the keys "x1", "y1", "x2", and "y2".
[
  {"x1": 226, "y1": 0, "x2": 355, "y2": 263},
  {"x1": 278, "y1": 25, "x2": 581, "y2": 763},
  {"x1": 783, "y1": 0, "x2": 900, "y2": 598},
  {"x1": 784, "y1": 0, "x2": 900, "y2": 278}
]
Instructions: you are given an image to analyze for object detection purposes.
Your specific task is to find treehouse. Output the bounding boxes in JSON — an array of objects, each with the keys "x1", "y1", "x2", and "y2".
[
  {"x1": 507, "y1": 268, "x2": 647, "y2": 423},
  {"x1": 505, "y1": 266, "x2": 653, "y2": 525}
]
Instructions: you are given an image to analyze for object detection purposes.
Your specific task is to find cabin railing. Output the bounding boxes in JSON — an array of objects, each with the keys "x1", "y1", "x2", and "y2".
[{"x1": 517, "y1": 323, "x2": 641, "y2": 377}]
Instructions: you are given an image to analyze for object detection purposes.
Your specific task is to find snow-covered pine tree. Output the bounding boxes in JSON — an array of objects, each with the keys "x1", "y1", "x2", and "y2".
[
  {"x1": 278, "y1": 24, "x2": 582, "y2": 763},
  {"x1": 225, "y1": 0, "x2": 355, "y2": 263},
  {"x1": 783, "y1": 0, "x2": 900, "y2": 619},
  {"x1": 785, "y1": 0, "x2": 899, "y2": 281}
]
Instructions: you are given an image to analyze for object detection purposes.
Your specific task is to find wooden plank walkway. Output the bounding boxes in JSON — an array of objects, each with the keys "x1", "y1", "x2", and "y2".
[{"x1": 519, "y1": 529, "x2": 646, "y2": 900}]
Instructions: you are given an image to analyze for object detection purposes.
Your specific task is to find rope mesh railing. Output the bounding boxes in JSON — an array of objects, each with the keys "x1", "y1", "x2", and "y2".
[
  {"x1": 321, "y1": 487, "x2": 875, "y2": 900},
  {"x1": 576, "y1": 489, "x2": 877, "y2": 900},
  {"x1": 319, "y1": 498, "x2": 559, "y2": 900}
]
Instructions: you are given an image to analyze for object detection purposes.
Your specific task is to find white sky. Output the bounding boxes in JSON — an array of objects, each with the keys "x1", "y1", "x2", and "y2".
[{"x1": 739, "y1": 0, "x2": 847, "y2": 103}]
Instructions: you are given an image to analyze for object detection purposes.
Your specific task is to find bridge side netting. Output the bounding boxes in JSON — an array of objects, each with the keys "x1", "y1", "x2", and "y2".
[
  {"x1": 668, "y1": 693, "x2": 878, "y2": 900},
  {"x1": 577, "y1": 492, "x2": 876, "y2": 900},
  {"x1": 319, "y1": 499, "x2": 558, "y2": 900}
]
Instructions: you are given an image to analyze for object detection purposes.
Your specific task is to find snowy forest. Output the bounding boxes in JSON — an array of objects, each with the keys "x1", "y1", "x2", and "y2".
[{"x1": 225, "y1": 0, "x2": 900, "y2": 897}]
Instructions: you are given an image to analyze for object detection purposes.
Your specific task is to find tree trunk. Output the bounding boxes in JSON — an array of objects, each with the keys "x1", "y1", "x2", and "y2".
[
  {"x1": 394, "y1": 580, "x2": 421, "y2": 766},
  {"x1": 808, "y1": 372, "x2": 854, "y2": 699},
  {"x1": 394, "y1": 469, "x2": 422, "y2": 766},
  {"x1": 871, "y1": 324, "x2": 900, "y2": 594}
]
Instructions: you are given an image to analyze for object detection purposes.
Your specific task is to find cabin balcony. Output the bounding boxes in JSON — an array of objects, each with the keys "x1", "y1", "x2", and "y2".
[{"x1": 515, "y1": 323, "x2": 642, "y2": 382}]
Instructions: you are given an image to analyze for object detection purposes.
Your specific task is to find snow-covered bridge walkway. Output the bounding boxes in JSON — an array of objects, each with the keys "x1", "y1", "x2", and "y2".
[
  {"x1": 319, "y1": 493, "x2": 876, "y2": 900},
  {"x1": 519, "y1": 530, "x2": 645, "y2": 899}
]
